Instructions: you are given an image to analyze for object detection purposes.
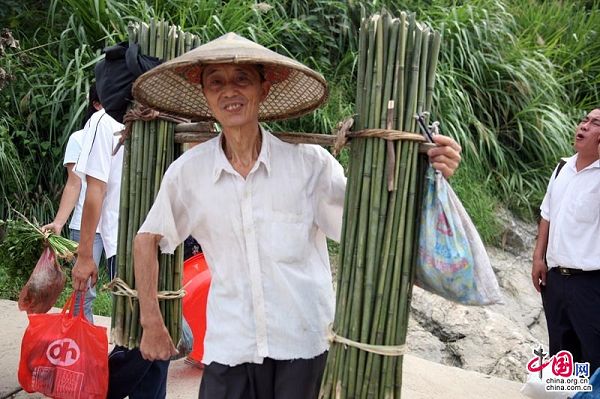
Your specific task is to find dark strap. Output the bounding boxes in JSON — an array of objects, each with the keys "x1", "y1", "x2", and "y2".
[{"x1": 554, "y1": 159, "x2": 567, "y2": 179}]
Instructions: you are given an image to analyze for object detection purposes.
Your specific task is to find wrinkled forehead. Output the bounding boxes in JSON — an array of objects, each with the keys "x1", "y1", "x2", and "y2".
[{"x1": 202, "y1": 63, "x2": 262, "y2": 77}]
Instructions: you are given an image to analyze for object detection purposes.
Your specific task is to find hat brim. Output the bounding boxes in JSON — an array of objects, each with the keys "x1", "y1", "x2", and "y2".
[{"x1": 132, "y1": 33, "x2": 329, "y2": 122}]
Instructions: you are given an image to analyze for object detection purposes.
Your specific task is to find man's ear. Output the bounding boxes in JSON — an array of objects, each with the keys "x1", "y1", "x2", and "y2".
[
  {"x1": 260, "y1": 81, "x2": 272, "y2": 102},
  {"x1": 93, "y1": 101, "x2": 102, "y2": 111}
]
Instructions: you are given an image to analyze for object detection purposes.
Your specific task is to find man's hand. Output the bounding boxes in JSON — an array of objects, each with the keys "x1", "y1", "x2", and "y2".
[
  {"x1": 72, "y1": 255, "x2": 98, "y2": 291},
  {"x1": 41, "y1": 221, "x2": 63, "y2": 236},
  {"x1": 531, "y1": 258, "x2": 548, "y2": 293},
  {"x1": 139, "y1": 321, "x2": 178, "y2": 361},
  {"x1": 427, "y1": 135, "x2": 462, "y2": 179}
]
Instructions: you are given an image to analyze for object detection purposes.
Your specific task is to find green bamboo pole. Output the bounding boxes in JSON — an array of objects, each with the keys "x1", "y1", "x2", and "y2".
[
  {"x1": 322, "y1": 133, "x2": 365, "y2": 397},
  {"x1": 394, "y1": 143, "x2": 420, "y2": 394},
  {"x1": 394, "y1": 14, "x2": 408, "y2": 145},
  {"x1": 354, "y1": 17, "x2": 369, "y2": 129},
  {"x1": 425, "y1": 32, "x2": 441, "y2": 120},
  {"x1": 379, "y1": 141, "x2": 411, "y2": 398},
  {"x1": 416, "y1": 28, "x2": 431, "y2": 116}
]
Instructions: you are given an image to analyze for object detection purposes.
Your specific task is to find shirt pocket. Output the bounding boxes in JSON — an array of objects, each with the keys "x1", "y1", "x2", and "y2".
[
  {"x1": 573, "y1": 193, "x2": 600, "y2": 224},
  {"x1": 268, "y1": 218, "x2": 309, "y2": 264}
]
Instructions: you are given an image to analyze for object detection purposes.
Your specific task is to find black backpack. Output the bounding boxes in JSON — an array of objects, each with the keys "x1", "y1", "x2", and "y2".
[{"x1": 94, "y1": 42, "x2": 162, "y2": 123}]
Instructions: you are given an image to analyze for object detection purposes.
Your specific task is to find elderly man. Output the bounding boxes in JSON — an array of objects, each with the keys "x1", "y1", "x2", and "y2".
[
  {"x1": 532, "y1": 108, "x2": 600, "y2": 375},
  {"x1": 132, "y1": 33, "x2": 461, "y2": 398}
]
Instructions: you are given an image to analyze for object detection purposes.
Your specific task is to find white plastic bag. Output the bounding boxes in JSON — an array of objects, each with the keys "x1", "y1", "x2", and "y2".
[{"x1": 416, "y1": 167, "x2": 503, "y2": 305}]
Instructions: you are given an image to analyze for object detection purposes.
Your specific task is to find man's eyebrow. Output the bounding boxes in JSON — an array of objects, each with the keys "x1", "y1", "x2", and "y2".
[{"x1": 203, "y1": 68, "x2": 218, "y2": 77}]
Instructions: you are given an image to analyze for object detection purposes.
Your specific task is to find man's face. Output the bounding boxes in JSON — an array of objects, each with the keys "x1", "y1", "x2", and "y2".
[
  {"x1": 574, "y1": 108, "x2": 600, "y2": 159},
  {"x1": 201, "y1": 63, "x2": 271, "y2": 129}
]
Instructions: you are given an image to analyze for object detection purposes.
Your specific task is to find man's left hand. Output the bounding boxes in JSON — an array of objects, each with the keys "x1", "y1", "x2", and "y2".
[{"x1": 427, "y1": 135, "x2": 462, "y2": 179}]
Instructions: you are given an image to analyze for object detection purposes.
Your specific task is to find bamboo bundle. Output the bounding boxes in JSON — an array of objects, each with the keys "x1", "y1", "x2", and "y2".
[
  {"x1": 111, "y1": 21, "x2": 201, "y2": 348},
  {"x1": 320, "y1": 11, "x2": 441, "y2": 398}
]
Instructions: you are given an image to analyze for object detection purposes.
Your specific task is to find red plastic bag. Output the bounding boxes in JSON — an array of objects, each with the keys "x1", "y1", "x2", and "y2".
[
  {"x1": 18, "y1": 246, "x2": 66, "y2": 314},
  {"x1": 18, "y1": 292, "x2": 108, "y2": 398}
]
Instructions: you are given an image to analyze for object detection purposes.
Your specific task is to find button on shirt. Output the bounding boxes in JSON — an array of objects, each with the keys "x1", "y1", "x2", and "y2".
[
  {"x1": 139, "y1": 128, "x2": 346, "y2": 366},
  {"x1": 540, "y1": 154, "x2": 600, "y2": 271}
]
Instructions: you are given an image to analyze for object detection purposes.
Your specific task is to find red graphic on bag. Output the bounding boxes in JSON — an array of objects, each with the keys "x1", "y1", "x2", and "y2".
[{"x1": 18, "y1": 292, "x2": 108, "y2": 398}]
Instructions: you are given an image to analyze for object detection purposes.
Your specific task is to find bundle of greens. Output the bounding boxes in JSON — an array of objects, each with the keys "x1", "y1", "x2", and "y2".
[
  {"x1": 0, "y1": 216, "x2": 78, "y2": 311},
  {"x1": 0, "y1": 218, "x2": 77, "y2": 280}
]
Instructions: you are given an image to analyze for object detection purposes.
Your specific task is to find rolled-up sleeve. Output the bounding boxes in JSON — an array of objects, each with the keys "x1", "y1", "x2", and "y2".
[
  {"x1": 138, "y1": 168, "x2": 193, "y2": 254},
  {"x1": 313, "y1": 149, "x2": 347, "y2": 242}
]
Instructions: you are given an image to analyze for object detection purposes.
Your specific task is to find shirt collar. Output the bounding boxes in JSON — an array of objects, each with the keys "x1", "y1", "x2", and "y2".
[
  {"x1": 566, "y1": 154, "x2": 600, "y2": 173},
  {"x1": 212, "y1": 125, "x2": 272, "y2": 183}
]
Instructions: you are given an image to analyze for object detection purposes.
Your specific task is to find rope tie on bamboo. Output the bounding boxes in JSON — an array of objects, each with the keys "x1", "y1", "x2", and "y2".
[
  {"x1": 113, "y1": 104, "x2": 191, "y2": 155},
  {"x1": 104, "y1": 277, "x2": 186, "y2": 311},
  {"x1": 327, "y1": 324, "x2": 407, "y2": 357},
  {"x1": 333, "y1": 102, "x2": 425, "y2": 190},
  {"x1": 333, "y1": 123, "x2": 425, "y2": 152}
]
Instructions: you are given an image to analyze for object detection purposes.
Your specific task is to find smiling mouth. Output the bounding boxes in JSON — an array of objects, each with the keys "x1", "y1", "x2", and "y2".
[{"x1": 224, "y1": 103, "x2": 243, "y2": 112}]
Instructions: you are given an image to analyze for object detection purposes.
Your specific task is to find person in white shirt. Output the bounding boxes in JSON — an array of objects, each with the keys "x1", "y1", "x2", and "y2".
[
  {"x1": 532, "y1": 107, "x2": 600, "y2": 375},
  {"x1": 72, "y1": 107, "x2": 124, "y2": 283},
  {"x1": 132, "y1": 33, "x2": 462, "y2": 398},
  {"x1": 42, "y1": 85, "x2": 104, "y2": 322}
]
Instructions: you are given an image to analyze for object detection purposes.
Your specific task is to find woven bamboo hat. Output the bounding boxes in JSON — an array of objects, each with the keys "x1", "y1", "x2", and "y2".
[{"x1": 132, "y1": 33, "x2": 328, "y2": 121}]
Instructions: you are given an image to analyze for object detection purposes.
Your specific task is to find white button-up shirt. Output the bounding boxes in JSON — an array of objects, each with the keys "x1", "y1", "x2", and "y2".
[
  {"x1": 139, "y1": 127, "x2": 346, "y2": 366},
  {"x1": 540, "y1": 154, "x2": 600, "y2": 271}
]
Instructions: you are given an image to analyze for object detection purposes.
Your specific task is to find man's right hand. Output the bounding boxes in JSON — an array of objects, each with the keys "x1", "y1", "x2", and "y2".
[
  {"x1": 72, "y1": 256, "x2": 98, "y2": 291},
  {"x1": 140, "y1": 321, "x2": 178, "y2": 361},
  {"x1": 531, "y1": 258, "x2": 548, "y2": 293}
]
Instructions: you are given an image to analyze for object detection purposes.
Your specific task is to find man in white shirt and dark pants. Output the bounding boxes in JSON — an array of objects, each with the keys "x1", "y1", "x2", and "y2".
[
  {"x1": 532, "y1": 108, "x2": 600, "y2": 375},
  {"x1": 131, "y1": 33, "x2": 462, "y2": 398}
]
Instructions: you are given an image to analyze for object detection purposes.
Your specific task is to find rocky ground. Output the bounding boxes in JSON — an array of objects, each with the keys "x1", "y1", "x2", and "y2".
[{"x1": 406, "y1": 209, "x2": 546, "y2": 383}]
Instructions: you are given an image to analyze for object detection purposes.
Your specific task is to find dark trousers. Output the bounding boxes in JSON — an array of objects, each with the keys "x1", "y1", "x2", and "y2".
[
  {"x1": 199, "y1": 352, "x2": 328, "y2": 399},
  {"x1": 542, "y1": 268, "x2": 600, "y2": 374},
  {"x1": 107, "y1": 346, "x2": 170, "y2": 399}
]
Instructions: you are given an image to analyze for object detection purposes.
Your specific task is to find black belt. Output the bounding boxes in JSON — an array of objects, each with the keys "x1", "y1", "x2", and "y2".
[{"x1": 553, "y1": 266, "x2": 600, "y2": 276}]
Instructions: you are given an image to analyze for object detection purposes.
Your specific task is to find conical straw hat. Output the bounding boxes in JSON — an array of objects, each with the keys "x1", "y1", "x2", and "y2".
[{"x1": 132, "y1": 33, "x2": 328, "y2": 121}]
